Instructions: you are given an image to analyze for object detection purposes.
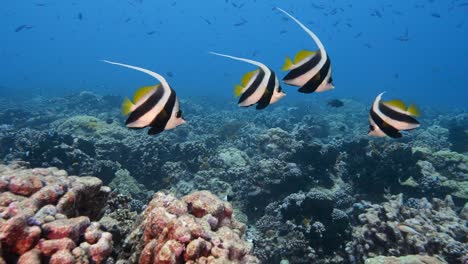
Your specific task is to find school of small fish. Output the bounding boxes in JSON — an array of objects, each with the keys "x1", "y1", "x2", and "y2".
[{"x1": 103, "y1": 7, "x2": 422, "y2": 138}]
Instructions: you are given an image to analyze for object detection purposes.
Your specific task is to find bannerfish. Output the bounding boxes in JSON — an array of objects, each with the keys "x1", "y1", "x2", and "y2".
[
  {"x1": 277, "y1": 7, "x2": 334, "y2": 94},
  {"x1": 368, "y1": 92, "x2": 420, "y2": 138},
  {"x1": 102, "y1": 60, "x2": 185, "y2": 135},
  {"x1": 209, "y1": 52, "x2": 285, "y2": 110}
]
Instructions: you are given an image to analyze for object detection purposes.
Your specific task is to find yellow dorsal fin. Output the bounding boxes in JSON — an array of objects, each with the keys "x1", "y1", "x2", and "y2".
[
  {"x1": 407, "y1": 104, "x2": 421, "y2": 117},
  {"x1": 121, "y1": 97, "x2": 134, "y2": 116},
  {"x1": 282, "y1": 56, "x2": 294, "y2": 71},
  {"x1": 241, "y1": 70, "x2": 258, "y2": 87},
  {"x1": 294, "y1": 50, "x2": 316, "y2": 64},
  {"x1": 234, "y1": 85, "x2": 243, "y2": 97},
  {"x1": 384, "y1": 99, "x2": 407, "y2": 111},
  {"x1": 133, "y1": 85, "x2": 158, "y2": 103}
]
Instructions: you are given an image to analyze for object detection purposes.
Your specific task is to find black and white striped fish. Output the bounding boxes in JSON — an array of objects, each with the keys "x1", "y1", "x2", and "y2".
[
  {"x1": 277, "y1": 8, "x2": 334, "y2": 94},
  {"x1": 103, "y1": 60, "x2": 185, "y2": 135},
  {"x1": 209, "y1": 52, "x2": 286, "y2": 110},
  {"x1": 368, "y1": 92, "x2": 420, "y2": 138}
]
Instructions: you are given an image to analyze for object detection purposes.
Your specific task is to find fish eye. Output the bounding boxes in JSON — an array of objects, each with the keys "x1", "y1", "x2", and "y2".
[
  {"x1": 176, "y1": 111, "x2": 183, "y2": 118},
  {"x1": 277, "y1": 86, "x2": 282, "y2": 93},
  {"x1": 369, "y1": 125, "x2": 375, "y2": 131}
]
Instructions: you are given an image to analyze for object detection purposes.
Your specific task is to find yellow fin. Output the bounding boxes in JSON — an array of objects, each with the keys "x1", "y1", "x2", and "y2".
[
  {"x1": 121, "y1": 97, "x2": 134, "y2": 116},
  {"x1": 133, "y1": 85, "x2": 158, "y2": 103},
  {"x1": 384, "y1": 99, "x2": 407, "y2": 111},
  {"x1": 282, "y1": 56, "x2": 294, "y2": 71},
  {"x1": 294, "y1": 50, "x2": 316, "y2": 64},
  {"x1": 234, "y1": 85, "x2": 243, "y2": 97},
  {"x1": 407, "y1": 104, "x2": 421, "y2": 117},
  {"x1": 241, "y1": 70, "x2": 258, "y2": 87}
]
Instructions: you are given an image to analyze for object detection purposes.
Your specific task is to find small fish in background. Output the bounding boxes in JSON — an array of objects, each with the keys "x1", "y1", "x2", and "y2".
[
  {"x1": 77, "y1": 12, "x2": 83, "y2": 20},
  {"x1": 368, "y1": 92, "x2": 421, "y2": 138},
  {"x1": 15, "y1": 25, "x2": 33, "y2": 33},
  {"x1": 200, "y1": 16, "x2": 212, "y2": 25},
  {"x1": 395, "y1": 28, "x2": 410, "y2": 42},
  {"x1": 327, "y1": 99, "x2": 344, "y2": 108},
  {"x1": 233, "y1": 17, "x2": 247, "y2": 27},
  {"x1": 166, "y1": 72, "x2": 174, "y2": 78},
  {"x1": 209, "y1": 52, "x2": 286, "y2": 110},
  {"x1": 431, "y1": 13, "x2": 441, "y2": 18},
  {"x1": 277, "y1": 7, "x2": 334, "y2": 94},
  {"x1": 102, "y1": 60, "x2": 186, "y2": 135},
  {"x1": 146, "y1": 31, "x2": 156, "y2": 35}
]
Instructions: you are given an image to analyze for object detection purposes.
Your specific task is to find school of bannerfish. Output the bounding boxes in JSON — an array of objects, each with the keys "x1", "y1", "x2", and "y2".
[{"x1": 104, "y1": 7, "x2": 421, "y2": 138}]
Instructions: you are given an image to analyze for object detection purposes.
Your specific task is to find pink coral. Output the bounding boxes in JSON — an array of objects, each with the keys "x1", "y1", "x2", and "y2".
[
  {"x1": 0, "y1": 164, "x2": 112, "y2": 263},
  {"x1": 122, "y1": 191, "x2": 259, "y2": 264}
]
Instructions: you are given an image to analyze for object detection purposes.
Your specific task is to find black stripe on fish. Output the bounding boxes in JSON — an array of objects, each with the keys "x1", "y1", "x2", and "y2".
[
  {"x1": 148, "y1": 88, "x2": 177, "y2": 135},
  {"x1": 256, "y1": 68, "x2": 277, "y2": 110},
  {"x1": 283, "y1": 50, "x2": 322, "y2": 82},
  {"x1": 126, "y1": 87, "x2": 164, "y2": 126},
  {"x1": 370, "y1": 108, "x2": 402, "y2": 138},
  {"x1": 378, "y1": 103, "x2": 420, "y2": 125},
  {"x1": 238, "y1": 68, "x2": 266, "y2": 106},
  {"x1": 298, "y1": 55, "x2": 331, "y2": 93}
]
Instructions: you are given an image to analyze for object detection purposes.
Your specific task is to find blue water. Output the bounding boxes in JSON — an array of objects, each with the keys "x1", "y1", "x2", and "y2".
[{"x1": 1, "y1": 0, "x2": 467, "y2": 109}]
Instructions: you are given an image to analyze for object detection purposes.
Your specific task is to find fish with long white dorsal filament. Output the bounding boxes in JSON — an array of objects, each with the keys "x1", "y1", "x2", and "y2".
[
  {"x1": 103, "y1": 60, "x2": 186, "y2": 135},
  {"x1": 277, "y1": 7, "x2": 334, "y2": 94},
  {"x1": 209, "y1": 52, "x2": 286, "y2": 110}
]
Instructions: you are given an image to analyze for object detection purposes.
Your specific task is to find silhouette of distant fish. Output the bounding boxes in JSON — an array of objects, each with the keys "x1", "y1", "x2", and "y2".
[
  {"x1": 15, "y1": 25, "x2": 33, "y2": 33},
  {"x1": 327, "y1": 99, "x2": 344, "y2": 108}
]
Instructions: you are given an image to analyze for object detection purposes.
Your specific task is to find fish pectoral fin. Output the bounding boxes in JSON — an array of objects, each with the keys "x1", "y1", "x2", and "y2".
[
  {"x1": 384, "y1": 99, "x2": 407, "y2": 111},
  {"x1": 407, "y1": 104, "x2": 421, "y2": 117},
  {"x1": 294, "y1": 50, "x2": 316, "y2": 64},
  {"x1": 241, "y1": 70, "x2": 258, "y2": 87},
  {"x1": 121, "y1": 97, "x2": 134, "y2": 115},
  {"x1": 234, "y1": 85, "x2": 244, "y2": 97},
  {"x1": 282, "y1": 56, "x2": 294, "y2": 71},
  {"x1": 133, "y1": 85, "x2": 159, "y2": 103}
]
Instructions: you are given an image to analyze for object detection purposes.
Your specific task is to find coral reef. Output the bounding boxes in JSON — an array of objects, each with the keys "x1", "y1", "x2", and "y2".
[
  {"x1": 346, "y1": 194, "x2": 467, "y2": 264},
  {"x1": 0, "y1": 163, "x2": 113, "y2": 263},
  {"x1": 1, "y1": 93, "x2": 467, "y2": 263},
  {"x1": 117, "y1": 190, "x2": 259, "y2": 264}
]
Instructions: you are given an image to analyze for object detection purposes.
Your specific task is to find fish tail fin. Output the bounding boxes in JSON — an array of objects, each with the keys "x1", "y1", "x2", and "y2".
[
  {"x1": 234, "y1": 85, "x2": 243, "y2": 97},
  {"x1": 282, "y1": 56, "x2": 294, "y2": 71},
  {"x1": 407, "y1": 104, "x2": 421, "y2": 117},
  {"x1": 121, "y1": 97, "x2": 134, "y2": 116}
]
